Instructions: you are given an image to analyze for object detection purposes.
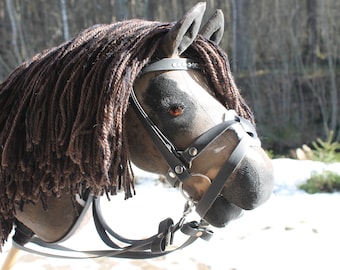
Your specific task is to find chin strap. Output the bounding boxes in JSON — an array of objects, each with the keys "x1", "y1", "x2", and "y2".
[{"x1": 12, "y1": 196, "x2": 213, "y2": 259}]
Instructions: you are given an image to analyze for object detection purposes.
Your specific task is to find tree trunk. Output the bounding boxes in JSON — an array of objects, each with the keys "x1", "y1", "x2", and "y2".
[
  {"x1": 5, "y1": 0, "x2": 22, "y2": 64},
  {"x1": 230, "y1": 0, "x2": 237, "y2": 72},
  {"x1": 60, "y1": 0, "x2": 70, "y2": 41},
  {"x1": 305, "y1": 0, "x2": 317, "y2": 64}
]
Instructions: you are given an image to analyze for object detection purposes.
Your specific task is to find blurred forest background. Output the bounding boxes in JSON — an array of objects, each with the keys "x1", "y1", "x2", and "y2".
[{"x1": 0, "y1": 0, "x2": 339, "y2": 154}]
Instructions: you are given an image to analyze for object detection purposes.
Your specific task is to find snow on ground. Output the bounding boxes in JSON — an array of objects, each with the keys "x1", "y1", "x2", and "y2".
[{"x1": 1, "y1": 159, "x2": 340, "y2": 270}]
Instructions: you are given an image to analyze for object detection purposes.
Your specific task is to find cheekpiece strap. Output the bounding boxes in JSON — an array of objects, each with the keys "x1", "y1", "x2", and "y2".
[{"x1": 140, "y1": 58, "x2": 200, "y2": 75}]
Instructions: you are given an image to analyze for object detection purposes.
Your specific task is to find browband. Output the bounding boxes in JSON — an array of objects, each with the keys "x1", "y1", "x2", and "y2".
[{"x1": 140, "y1": 58, "x2": 200, "y2": 75}]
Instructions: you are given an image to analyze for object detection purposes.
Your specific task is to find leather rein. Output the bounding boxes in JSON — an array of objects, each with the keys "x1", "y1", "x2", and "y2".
[{"x1": 12, "y1": 58, "x2": 258, "y2": 259}]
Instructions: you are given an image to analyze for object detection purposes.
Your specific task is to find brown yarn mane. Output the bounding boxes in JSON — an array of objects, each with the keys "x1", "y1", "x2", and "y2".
[{"x1": 0, "y1": 19, "x2": 253, "y2": 247}]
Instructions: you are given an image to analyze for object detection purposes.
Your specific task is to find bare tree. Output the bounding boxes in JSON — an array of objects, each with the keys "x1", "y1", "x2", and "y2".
[
  {"x1": 60, "y1": 0, "x2": 70, "y2": 41},
  {"x1": 319, "y1": 1, "x2": 338, "y2": 139},
  {"x1": 0, "y1": 0, "x2": 339, "y2": 150},
  {"x1": 230, "y1": 0, "x2": 237, "y2": 72},
  {"x1": 5, "y1": 0, "x2": 22, "y2": 64}
]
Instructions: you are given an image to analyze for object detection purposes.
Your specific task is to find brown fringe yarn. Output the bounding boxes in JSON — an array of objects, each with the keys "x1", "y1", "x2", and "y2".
[{"x1": 0, "y1": 19, "x2": 253, "y2": 248}]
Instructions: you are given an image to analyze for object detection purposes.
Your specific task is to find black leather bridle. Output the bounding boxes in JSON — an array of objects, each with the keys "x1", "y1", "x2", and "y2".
[
  {"x1": 130, "y1": 58, "x2": 260, "y2": 218},
  {"x1": 12, "y1": 58, "x2": 259, "y2": 260}
]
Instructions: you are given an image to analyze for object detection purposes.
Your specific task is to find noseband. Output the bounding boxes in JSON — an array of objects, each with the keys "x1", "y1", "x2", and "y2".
[
  {"x1": 12, "y1": 58, "x2": 259, "y2": 260},
  {"x1": 131, "y1": 58, "x2": 259, "y2": 218}
]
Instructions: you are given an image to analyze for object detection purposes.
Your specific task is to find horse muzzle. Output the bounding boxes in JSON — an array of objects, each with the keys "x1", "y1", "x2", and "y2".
[
  {"x1": 182, "y1": 111, "x2": 272, "y2": 218},
  {"x1": 202, "y1": 145, "x2": 274, "y2": 227},
  {"x1": 221, "y1": 146, "x2": 274, "y2": 210}
]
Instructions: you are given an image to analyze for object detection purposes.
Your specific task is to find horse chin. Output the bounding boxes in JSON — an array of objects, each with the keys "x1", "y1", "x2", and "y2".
[{"x1": 202, "y1": 197, "x2": 243, "y2": 228}]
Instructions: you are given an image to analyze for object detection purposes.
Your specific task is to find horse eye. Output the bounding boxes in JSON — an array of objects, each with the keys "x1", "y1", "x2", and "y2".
[{"x1": 168, "y1": 104, "x2": 184, "y2": 117}]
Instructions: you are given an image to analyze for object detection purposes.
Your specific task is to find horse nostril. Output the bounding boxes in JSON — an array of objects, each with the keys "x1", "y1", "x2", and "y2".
[
  {"x1": 247, "y1": 132, "x2": 254, "y2": 137},
  {"x1": 234, "y1": 116, "x2": 240, "y2": 122}
]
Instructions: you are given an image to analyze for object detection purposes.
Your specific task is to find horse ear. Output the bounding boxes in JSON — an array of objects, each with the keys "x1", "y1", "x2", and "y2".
[
  {"x1": 161, "y1": 2, "x2": 206, "y2": 57},
  {"x1": 199, "y1": 9, "x2": 224, "y2": 44}
]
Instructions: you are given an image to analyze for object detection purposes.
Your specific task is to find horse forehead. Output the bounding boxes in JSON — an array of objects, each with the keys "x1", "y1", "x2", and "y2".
[{"x1": 136, "y1": 71, "x2": 213, "y2": 98}]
